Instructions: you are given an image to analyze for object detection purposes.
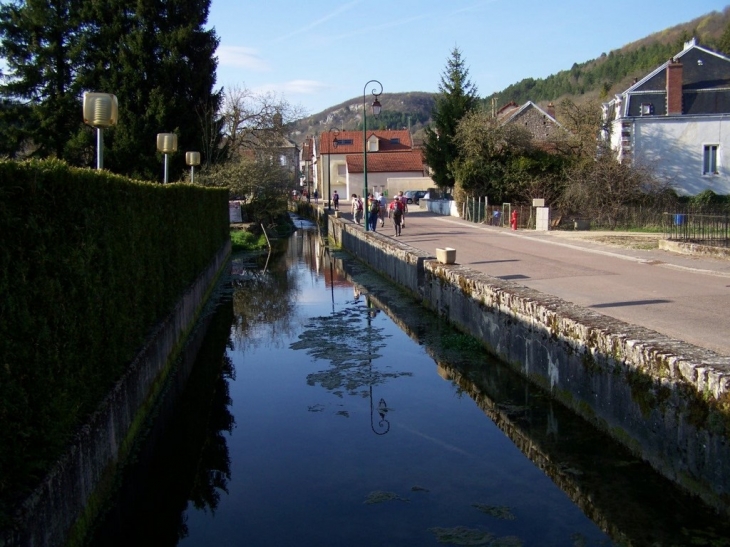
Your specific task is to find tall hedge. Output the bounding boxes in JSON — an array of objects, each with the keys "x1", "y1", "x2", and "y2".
[{"x1": 0, "y1": 159, "x2": 229, "y2": 524}]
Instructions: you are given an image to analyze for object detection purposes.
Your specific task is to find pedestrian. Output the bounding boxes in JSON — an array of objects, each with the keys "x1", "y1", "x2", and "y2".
[
  {"x1": 333, "y1": 190, "x2": 339, "y2": 210},
  {"x1": 351, "y1": 193, "x2": 364, "y2": 225},
  {"x1": 378, "y1": 193, "x2": 387, "y2": 227},
  {"x1": 388, "y1": 196, "x2": 404, "y2": 236},
  {"x1": 313, "y1": 189, "x2": 319, "y2": 203},
  {"x1": 398, "y1": 191, "x2": 408, "y2": 228},
  {"x1": 368, "y1": 194, "x2": 379, "y2": 231}
]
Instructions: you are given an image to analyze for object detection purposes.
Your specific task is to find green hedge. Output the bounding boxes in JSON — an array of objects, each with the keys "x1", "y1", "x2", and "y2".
[{"x1": 0, "y1": 159, "x2": 229, "y2": 524}]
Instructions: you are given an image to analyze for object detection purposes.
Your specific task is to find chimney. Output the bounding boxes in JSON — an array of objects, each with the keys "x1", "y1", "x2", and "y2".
[
  {"x1": 666, "y1": 59, "x2": 683, "y2": 116},
  {"x1": 546, "y1": 102, "x2": 555, "y2": 119}
]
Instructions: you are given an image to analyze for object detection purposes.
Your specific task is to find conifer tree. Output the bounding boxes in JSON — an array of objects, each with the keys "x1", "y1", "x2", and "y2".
[
  {"x1": 423, "y1": 47, "x2": 479, "y2": 190},
  {"x1": 0, "y1": 0, "x2": 85, "y2": 160},
  {"x1": 81, "y1": 0, "x2": 222, "y2": 179}
]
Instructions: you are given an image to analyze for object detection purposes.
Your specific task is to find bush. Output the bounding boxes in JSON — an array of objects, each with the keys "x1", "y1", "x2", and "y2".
[{"x1": 0, "y1": 159, "x2": 228, "y2": 525}]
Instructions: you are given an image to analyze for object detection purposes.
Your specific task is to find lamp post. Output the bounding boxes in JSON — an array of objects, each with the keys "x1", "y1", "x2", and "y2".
[
  {"x1": 186, "y1": 151, "x2": 200, "y2": 183},
  {"x1": 328, "y1": 128, "x2": 340, "y2": 213},
  {"x1": 156, "y1": 133, "x2": 178, "y2": 183},
  {"x1": 362, "y1": 80, "x2": 383, "y2": 232},
  {"x1": 82, "y1": 92, "x2": 118, "y2": 170}
]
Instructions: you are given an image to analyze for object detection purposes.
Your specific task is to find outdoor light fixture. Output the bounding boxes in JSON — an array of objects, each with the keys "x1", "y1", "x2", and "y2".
[
  {"x1": 327, "y1": 128, "x2": 340, "y2": 212},
  {"x1": 362, "y1": 80, "x2": 383, "y2": 231},
  {"x1": 186, "y1": 151, "x2": 200, "y2": 183},
  {"x1": 156, "y1": 133, "x2": 178, "y2": 183},
  {"x1": 82, "y1": 92, "x2": 118, "y2": 170}
]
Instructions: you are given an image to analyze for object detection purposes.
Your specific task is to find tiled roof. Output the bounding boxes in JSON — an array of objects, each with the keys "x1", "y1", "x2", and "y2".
[
  {"x1": 346, "y1": 150, "x2": 424, "y2": 174},
  {"x1": 319, "y1": 129, "x2": 412, "y2": 154}
]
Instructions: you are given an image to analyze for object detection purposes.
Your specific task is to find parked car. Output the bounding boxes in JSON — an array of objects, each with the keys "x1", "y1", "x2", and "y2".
[{"x1": 403, "y1": 190, "x2": 427, "y2": 204}]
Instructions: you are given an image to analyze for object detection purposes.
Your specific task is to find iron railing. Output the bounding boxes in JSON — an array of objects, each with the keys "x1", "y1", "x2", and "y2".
[{"x1": 662, "y1": 212, "x2": 730, "y2": 247}]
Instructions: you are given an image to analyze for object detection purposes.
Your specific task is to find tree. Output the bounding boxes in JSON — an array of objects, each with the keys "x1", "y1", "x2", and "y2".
[
  {"x1": 558, "y1": 151, "x2": 671, "y2": 228},
  {"x1": 423, "y1": 47, "x2": 479, "y2": 190},
  {"x1": 81, "y1": 0, "x2": 222, "y2": 179},
  {"x1": 0, "y1": 0, "x2": 222, "y2": 178},
  {"x1": 218, "y1": 85, "x2": 304, "y2": 162},
  {"x1": 0, "y1": 0, "x2": 85, "y2": 161}
]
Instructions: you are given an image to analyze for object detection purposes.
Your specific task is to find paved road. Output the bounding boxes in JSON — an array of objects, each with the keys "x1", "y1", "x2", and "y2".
[{"x1": 334, "y1": 203, "x2": 730, "y2": 357}]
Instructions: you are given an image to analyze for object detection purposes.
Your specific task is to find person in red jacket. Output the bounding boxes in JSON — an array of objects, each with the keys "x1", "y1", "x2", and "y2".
[{"x1": 388, "y1": 196, "x2": 405, "y2": 236}]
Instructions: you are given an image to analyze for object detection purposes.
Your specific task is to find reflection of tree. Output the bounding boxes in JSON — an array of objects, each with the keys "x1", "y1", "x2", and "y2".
[
  {"x1": 290, "y1": 304, "x2": 411, "y2": 397},
  {"x1": 231, "y1": 264, "x2": 299, "y2": 351}
]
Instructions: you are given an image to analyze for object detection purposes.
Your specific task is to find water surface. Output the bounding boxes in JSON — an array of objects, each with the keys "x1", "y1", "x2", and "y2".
[{"x1": 90, "y1": 223, "x2": 730, "y2": 547}]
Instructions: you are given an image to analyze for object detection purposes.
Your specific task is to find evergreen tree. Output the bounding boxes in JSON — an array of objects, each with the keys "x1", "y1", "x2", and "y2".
[
  {"x1": 423, "y1": 47, "x2": 479, "y2": 190},
  {"x1": 0, "y1": 0, "x2": 85, "y2": 161},
  {"x1": 81, "y1": 0, "x2": 222, "y2": 179}
]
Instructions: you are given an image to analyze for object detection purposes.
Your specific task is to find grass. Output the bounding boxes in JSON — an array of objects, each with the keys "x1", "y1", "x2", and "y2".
[{"x1": 230, "y1": 229, "x2": 268, "y2": 251}]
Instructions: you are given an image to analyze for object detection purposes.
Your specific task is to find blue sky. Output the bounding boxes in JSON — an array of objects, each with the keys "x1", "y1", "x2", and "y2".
[{"x1": 208, "y1": 0, "x2": 729, "y2": 116}]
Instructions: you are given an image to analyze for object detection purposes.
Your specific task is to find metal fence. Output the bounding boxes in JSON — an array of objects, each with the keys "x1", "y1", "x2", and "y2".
[
  {"x1": 460, "y1": 198, "x2": 730, "y2": 245},
  {"x1": 662, "y1": 212, "x2": 730, "y2": 247}
]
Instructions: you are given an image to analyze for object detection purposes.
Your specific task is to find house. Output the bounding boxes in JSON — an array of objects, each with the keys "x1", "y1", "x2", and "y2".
[
  {"x1": 602, "y1": 38, "x2": 730, "y2": 195},
  {"x1": 315, "y1": 129, "x2": 428, "y2": 201},
  {"x1": 496, "y1": 100, "x2": 563, "y2": 143}
]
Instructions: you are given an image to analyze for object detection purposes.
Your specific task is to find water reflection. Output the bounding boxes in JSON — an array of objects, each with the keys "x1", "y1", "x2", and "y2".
[{"x1": 90, "y1": 225, "x2": 730, "y2": 547}]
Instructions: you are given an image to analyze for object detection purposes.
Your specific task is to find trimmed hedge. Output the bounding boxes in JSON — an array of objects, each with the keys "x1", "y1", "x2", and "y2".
[{"x1": 0, "y1": 159, "x2": 229, "y2": 525}]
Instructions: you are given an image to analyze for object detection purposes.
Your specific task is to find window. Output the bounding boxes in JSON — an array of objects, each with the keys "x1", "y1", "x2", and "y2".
[
  {"x1": 337, "y1": 164, "x2": 346, "y2": 176},
  {"x1": 703, "y1": 145, "x2": 719, "y2": 175},
  {"x1": 280, "y1": 154, "x2": 287, "y2": 166},
  {"x1": 390, "y1": 138, "x2": 400, "y2": 144},
  {"x1": 640, "y1": 103, "x2": 654, "y2": 115},
  {"x1": 336, "y1": 138, "x2": 353, "y2": 146}
]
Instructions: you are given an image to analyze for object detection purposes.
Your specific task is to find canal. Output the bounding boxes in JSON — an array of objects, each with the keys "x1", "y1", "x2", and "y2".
[{"x1": 88, "y1": 219, "x2": 730, "y2": 546}]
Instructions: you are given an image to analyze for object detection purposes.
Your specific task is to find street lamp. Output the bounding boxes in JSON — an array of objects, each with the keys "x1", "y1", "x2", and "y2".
[
  {"x1": 328, "y1": 128, "x2": 340, "y2": 212},
  {"x1": 186, "y1": 151, "x2": 200, "y2": 183},
  {"x1": 362, "y1": 80, "x2": 383, "y2": 232},
  {"x1": 82, "y1": 92, "x2": 118, "y2": 170},
  {"x1": 156, "y1": 133, "x2": 178, "y2": 183}
]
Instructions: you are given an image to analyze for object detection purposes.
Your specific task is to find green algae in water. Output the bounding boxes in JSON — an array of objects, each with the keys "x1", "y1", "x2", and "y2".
[
  {"x1": 429, "y1": 527, "x2": 523, "y2": 546},
  {"x1": 429, "y1": 526, "x2": 494, "y2": 545},
  {"x1": 364, "y1": 491, "x2": 410, "y2": 504},
  {"x1": 471, "y1": 504, "x2": 516, "y2": 520}
]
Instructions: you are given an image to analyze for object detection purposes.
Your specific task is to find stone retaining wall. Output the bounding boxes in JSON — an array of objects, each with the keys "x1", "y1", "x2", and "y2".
[
  {"x1": 3, "y1": 241, "x2": 231, "y2": 547},
  {"x1": 329, "y1": 214, "x2": 730, "y2": 513}
]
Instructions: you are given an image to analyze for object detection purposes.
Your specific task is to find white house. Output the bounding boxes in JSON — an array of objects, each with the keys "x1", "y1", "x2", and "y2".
[
  {"x1": 603, "y1": 38, "x2": 730, "y2": 195},
  {"x1": 316, "y1": 129, "x2": 427, "y2": 200}
]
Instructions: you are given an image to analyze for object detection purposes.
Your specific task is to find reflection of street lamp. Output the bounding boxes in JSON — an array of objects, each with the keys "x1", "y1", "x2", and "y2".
[
  {"x1": 362, "y1": 80, "x2": 383, "y2": 232},
  {"x1": 156, "y1": 133, "x2": 178, "y2": 183},
  {"x1": 328, "y1": 128, "x2": 340, "y2": 213},
  {"x1": 365, "y1": 294, "x2": 390, "y2": 435},
  {"x1": 82, "y1": 92, "x2": 118, "y2": 170},
  {"x1": 186, "y1": 151, "x2": 200, "y2": 183}
]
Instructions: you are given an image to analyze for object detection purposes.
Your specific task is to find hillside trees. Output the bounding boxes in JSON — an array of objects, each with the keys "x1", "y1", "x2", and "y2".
[
  {"x1": 423, "y1": 47, "x2": 479, "y2": 190},
  {"x1": 0, "y1": 0, "x2": 222, "y2": 179}
]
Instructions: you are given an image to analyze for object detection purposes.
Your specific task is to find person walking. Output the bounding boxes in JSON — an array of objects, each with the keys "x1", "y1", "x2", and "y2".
[
  {"x1": 367, "y1": 194, "x2": 380, "y2": 232},
  {"x1": 333, "y1": 191, "x2": 339, "y2": 210},
  {"x1": 378, "y1": 193, "x2": 387, "y2": 227},
  {"x1": 388, "y1": 196, "x2": 404, "y2": 236},
  {"x1": 313, "y1": 189, "x2": 319, "y2": 203},
  {"x1": 351, "y1": 194, "x2": 364, "y2": 225},
  {"x1": 398, "y1": 191, "x2": 409, "y2": 228}
]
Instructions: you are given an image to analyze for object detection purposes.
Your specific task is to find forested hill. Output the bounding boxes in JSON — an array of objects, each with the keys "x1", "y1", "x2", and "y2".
[
  {"x1": 290, "y1": 7, "x2": 730, "y2": 144},
  {"x1": 483, "y1": 7, "x2": 730, "y2": 109}
]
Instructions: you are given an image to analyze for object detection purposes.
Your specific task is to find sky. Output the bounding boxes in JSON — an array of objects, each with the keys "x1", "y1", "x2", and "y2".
[{"x1": 208, "y1": 0, "x2": 729, "y2": 117}]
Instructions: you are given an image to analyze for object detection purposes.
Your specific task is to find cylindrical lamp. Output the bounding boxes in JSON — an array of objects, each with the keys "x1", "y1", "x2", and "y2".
[
  {"x1": 156, "y1": 133, "x2": 178, "y2": 183},
  {"x1": 83, "y1": 92, "x2": 118, "y2": 170}
]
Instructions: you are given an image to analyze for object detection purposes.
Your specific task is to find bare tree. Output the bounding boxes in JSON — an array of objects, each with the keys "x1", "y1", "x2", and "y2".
[
  {"x1": 559, "y1": 152, "x2": 672, "y2": 228},
  {"x1": 220, "y1": 84, "x2": 306, "y2": 158}
]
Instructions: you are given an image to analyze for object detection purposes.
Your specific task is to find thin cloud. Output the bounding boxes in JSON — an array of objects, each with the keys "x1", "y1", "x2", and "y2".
[
  {"x1": 255, "y1": 80, "x2": 330, "y2": 96},
  {"x1": 270, "y1": 0, "x2": 363, "y2": 44},
  {"x1": 330, "y1": 13, "x2": 429, "y2": 41},
  {"x1": 217, "y1": 46, "x2": 270, "y2": 71}
]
